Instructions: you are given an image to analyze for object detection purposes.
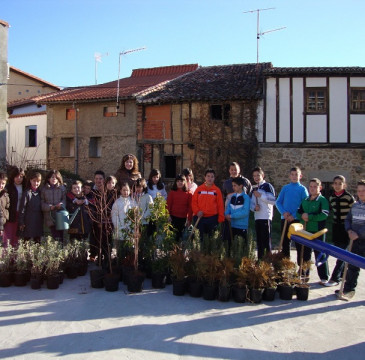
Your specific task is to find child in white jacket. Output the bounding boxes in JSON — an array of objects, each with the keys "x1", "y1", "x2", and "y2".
[
  {"x1": 250, "y1": 167, "x2": 276, "y2": 259},
  {"x1": 111, "y1": 182, "x2": 137, "y2": 240}
]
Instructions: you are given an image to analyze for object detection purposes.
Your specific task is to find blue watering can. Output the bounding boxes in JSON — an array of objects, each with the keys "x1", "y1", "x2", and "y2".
[{"x1": 51, "y1": 208, "x2": 80, "y2": 231}]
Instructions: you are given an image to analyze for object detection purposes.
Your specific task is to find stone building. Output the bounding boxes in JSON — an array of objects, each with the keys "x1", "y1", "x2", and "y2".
[
  {"x1": 258, "y1": 67, "x2": 365, "y2": 194},
  {"x1": 38, "y1": 64, "x2": 198, "y2": 180},
  {"x1": 6, "y1": 68, "x2": 60, "y2": 169},
  {"x1": 0, "y1": 19, "x2": 10, "y2": 162},
  {"x1": 137, "y1": 63, "x2": 272, "y2": 187}
]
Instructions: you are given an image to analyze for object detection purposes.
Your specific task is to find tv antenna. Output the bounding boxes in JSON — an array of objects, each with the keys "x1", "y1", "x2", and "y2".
[
  {"x1": 116, "y1": 47, "x2": 146, "y2": 108},
  {"x1": 94, "y1": 52, "x2": 109, "y2": 85},
  {"x1": 243, "y1": 7, "x2": 286, "y2": 64}
]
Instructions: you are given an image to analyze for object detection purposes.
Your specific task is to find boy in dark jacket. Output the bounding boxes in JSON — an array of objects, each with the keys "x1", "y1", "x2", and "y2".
[
  {"x1": 66, "y1": 180, "x2": 91, "y2": 241},
  {"x1": 0, "y1": 172, "x2": 10, "y2": 243}
]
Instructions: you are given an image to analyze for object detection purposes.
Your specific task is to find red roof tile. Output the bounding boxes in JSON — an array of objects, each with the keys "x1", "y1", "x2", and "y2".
[
  {"x1": 37, "y1": 64, "x2": 199, "y2": 104},
  {"x1": 9, "y1": 111, "x2": 46, "y2": 119}
]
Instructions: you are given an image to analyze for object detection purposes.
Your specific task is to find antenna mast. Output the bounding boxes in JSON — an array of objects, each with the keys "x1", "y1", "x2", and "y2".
[
  {"x1": 94, "y1": 52, "x2": 109, "y2": 85},
  {"x1": 243, "y1": 7, "x2": 286, "y2": 64},
  {"x1": 116, "y1": 47, "x2": 146, "y2": 108}
]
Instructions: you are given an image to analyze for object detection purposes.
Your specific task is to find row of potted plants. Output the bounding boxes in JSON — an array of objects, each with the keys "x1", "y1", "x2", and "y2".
[
  {"x1": 0, "y1": 238, "x2": 89, "y2": 290},
  {"x1": 168, "y1": 246, "x2": 311, "y2": 303}
]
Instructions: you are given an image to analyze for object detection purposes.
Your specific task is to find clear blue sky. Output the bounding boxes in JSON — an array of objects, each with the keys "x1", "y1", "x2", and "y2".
[{"x1": 2, "y1": 0, "x2": 365, "y2": 88}]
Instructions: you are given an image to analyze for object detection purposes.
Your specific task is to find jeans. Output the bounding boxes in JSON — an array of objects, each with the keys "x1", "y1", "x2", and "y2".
[{"x1": 344, "y1": 238, "x2": 365, "y2": 292}]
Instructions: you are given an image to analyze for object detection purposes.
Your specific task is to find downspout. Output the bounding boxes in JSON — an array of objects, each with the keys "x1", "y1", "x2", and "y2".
[{"x1": 73, "y1": 102, "x2": 78, "y2": 174}]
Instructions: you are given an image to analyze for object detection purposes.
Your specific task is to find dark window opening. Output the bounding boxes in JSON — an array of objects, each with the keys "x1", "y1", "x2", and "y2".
[
  {"x1": 164, "y1": 156, "x2": 177, "y2": 178},
  {"x1": 210, "y1": 104, "x2": 231, "y2": 125}
]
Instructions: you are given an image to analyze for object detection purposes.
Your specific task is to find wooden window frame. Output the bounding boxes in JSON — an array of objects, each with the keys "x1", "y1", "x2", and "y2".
[
  {"x1": 350, "y1": 87, "x2": 365, "y2": 114},
  {"x1": 66, "y1": 108, "x2": 76, "y2": 120},
  {"x1": 60, "y1": 137, "x2": 74, "y2": 157},
  {"x1": 103, "y1": 106, "x2": 118, "y2": 117},
  {"x1": 89, "y1": 137, "x2": 102, "y2": 158},
  {"x1": 305, "y1": 87, "x2": 327, "y2": 114}
]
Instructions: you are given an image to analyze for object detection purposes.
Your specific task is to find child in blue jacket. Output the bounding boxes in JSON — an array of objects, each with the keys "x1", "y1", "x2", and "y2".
[{"x1": 225, "y1": 177, "x2": 250, "y2": 241}]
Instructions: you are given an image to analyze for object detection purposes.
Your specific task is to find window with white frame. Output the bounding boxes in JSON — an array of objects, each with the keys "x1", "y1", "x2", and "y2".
[
  {"x1": 60, "y1": 138, "x2": 74, "y2": 157},
  {"x1": 25, "y1": 125, "x2": 37, "y2": 147},
  {"x1": 89, "y1": 137, "x2": 102, "y2": 157}
]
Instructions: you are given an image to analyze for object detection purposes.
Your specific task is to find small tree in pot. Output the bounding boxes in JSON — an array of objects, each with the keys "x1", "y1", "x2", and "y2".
[
  {"x1": 169, "y1": 244, "x2": 186, "y2": 296},
  {"x1": 0, "y1": 242, "x2": 15, "y2": 287}
]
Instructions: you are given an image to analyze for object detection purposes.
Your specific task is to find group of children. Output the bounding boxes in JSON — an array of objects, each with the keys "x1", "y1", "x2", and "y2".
[
  {"x1": 0, "y1": 156, "x2": 364, "y2": 300},
  {"x1": 184, "y1": 163, "x2": 364, "y2": 301}
]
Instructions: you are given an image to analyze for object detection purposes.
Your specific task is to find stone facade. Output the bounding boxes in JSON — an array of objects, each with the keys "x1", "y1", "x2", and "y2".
[
  {"x1": 47, "y1": 100, "x2": 138, "y2": 180},
  {"x1": 257, "y1": 146, "x2": 365, "y2": 195}
]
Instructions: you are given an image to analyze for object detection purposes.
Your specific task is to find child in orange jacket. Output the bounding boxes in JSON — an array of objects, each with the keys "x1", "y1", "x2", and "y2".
[{"x1": 192, "y1": 168, "x2": 224, "y2": 241}]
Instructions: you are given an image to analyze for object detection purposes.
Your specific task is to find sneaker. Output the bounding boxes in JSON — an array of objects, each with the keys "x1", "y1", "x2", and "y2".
[
  {"x1": 319, "y1": 279, "x2": 328, "y2": 286},
  {"x1": 324, "y1": 280, "x2": 339, "y2": 287},
  {"x1": 335, "y1": 290, "x2": 355, "y2": 301}
]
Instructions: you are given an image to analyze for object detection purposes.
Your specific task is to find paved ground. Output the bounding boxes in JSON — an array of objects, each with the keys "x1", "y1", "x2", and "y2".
[{"x1": 0, "y1": 256, "x2": 364, "y2": 360}]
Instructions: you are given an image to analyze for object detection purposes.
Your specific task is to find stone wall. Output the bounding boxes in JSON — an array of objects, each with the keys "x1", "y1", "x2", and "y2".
[
  {"x1": 257, "y1": 146, "x2": 365, "y2": 194},
  {"x1": 47, "y1": 100, "x2": 138, "y2": 180}
]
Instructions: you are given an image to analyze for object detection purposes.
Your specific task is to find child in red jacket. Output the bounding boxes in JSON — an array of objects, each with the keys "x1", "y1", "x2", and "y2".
[{"x1": 167, "y1": 174, "x2": 192, "y2": 241}]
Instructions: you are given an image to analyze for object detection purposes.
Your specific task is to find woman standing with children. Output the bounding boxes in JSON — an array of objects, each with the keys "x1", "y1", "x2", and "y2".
[
  {"x1": 41, "y1": 170, "x2": 66, "y2": 243},
  {"x1": 18, "y1": 172, "x2": 43, "y2": 243},
  {"x1": 115, "y1": 154, "x2": 141, "y2": 191},
  {"x1": 3, "y1": 167, "x2": 25, "y2": 247}
]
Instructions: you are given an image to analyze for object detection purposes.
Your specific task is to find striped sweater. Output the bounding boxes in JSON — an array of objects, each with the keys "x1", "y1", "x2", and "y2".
[{"x1": 329, "y1": 190, "x2": 355, "y2": 224}]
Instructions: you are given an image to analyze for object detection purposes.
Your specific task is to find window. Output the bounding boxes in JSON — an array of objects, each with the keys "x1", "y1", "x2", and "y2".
[
  {"x1": 25, "y1": 125, "x2": 37, "y2": 147},
  {"x1": 164, "y1": 156, "x2": 177, "y2": 178},
  {"x1": 305, "y1": 88, "x2": 327, "y2": 113},
  {"x1": 351, "y1": 88, "x2": 365, "y2": 112},
  {"x1": 60, "y1": 138, "x2": 74, "y2": 157},
  {"x1": 66, "y1": 108, "x2": 76, "y2": 120},
  {"x1": 103, "y1": 106, "x2": 117, "y2": 117},
  {"x1": 210, "y1": 104, "x2": 231, "y2": 125},
  {"x1": 89, "y1": 137, "x2": 102, "y2": 157}
]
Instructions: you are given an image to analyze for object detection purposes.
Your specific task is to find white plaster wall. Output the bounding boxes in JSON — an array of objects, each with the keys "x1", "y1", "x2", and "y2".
[
  {"x1": 265, "y1": 78, "x2": 276, "y2": 142},
  {"x1": 350, "y1": 114, "x2": 365, "y2": 143},
  {"x1": 306, "y1": 115, "x2": 327, "y2": 142},
  {"x1": 279, "y1": 78, "x2": 290, "y2": 142},
  {"x1": 306, "y1": 77, "x2": 327, "y2": 87},
  {"x1": 350, "y1": 77, "x2": 365, "y2": 87},
  {"x1": 292, "y1": 78, "x2": 304, "y2": 142},
  {"x1": 7, "y1": 113, "x2": 47, "y2": 167},
  {"x1": 329, "y1": 77, "x2": 347, "y2": 142}
]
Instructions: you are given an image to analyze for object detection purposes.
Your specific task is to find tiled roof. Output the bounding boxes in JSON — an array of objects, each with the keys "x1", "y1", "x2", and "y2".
[
  {"x1": 137, "y1": 63, "x2": 272, "y2": 104},
  {"x1": 264, "y1": 67, "x2": 365, "y2": 76},
  {"x1": 0, "y1": 20, "x2": 10, "y2": 27},
  {"x1": 37, "y1": 64, "x2": 198, "y2": 104},
  {"x1": 10, "y1": 66, "x2": 61, "y2": 90},
  {"x1": 9, "y1": 111, "x2": 46, "y2": 119},
  {"x1": 8, "y1": 97, "x2": 37, "y2": 108}
]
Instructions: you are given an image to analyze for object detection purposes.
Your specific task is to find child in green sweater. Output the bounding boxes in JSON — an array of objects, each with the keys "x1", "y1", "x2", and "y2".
[{"x1": 296, "y1": 178, "x2": 330, "y2": 284}]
